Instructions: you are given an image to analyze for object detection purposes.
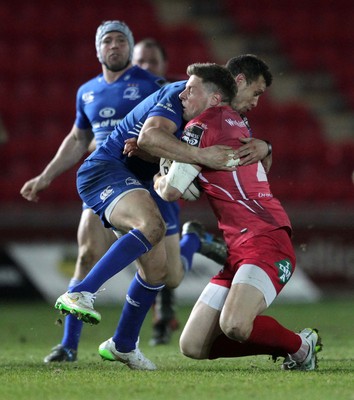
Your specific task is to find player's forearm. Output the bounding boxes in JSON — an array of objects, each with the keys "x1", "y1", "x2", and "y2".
[
  {"x1": 138, "y1": 126, "x2": 237, "y2": 171},
  {"x1": 40, "y1": 135, "x2": 88, "y2": 182},
  {"x1": 138, "y1": 127, "x2": 201, "y2": 164}
]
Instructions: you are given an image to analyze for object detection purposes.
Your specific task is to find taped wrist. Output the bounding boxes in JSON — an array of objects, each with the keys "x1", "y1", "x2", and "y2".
[{"x1": 165, "y1": 162, "x2": 199, "y2": 194}]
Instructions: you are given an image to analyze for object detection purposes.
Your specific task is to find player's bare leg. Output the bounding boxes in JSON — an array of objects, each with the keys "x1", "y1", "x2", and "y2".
[
  {"x1": 180, "y1": 298, "x2": 222, "y2": 359},
  {"x1": 75, "y1": 209, "x2": 116, "y2": 280},
  {"x1": 220, "y1": 282, "x2": 267, "y2": 342}
]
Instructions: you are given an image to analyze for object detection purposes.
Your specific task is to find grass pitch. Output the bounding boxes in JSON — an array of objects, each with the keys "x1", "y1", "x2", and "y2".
[{"x1": 0, "y1": 298, "x2": 353, "y2": 400}]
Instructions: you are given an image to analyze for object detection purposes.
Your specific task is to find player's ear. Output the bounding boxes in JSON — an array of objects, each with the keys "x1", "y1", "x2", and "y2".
[
  {"x1": 235, "y1": 73, "x2": 246, "y2": 85},
  {"x1": 211, "y1": 92, "x2": 223, "y2": 106}
]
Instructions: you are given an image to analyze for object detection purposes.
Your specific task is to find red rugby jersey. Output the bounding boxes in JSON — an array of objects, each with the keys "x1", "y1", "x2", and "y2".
[{"x1": 181, "y1": 105, "x2": 292, "y2": 249}]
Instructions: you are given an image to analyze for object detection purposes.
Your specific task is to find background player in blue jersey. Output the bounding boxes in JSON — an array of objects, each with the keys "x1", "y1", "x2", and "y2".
[
  {"x1": 20, "y1": 20, "x2": 166, "y2": 363},
  {"x1": 133, "y1": 38, "x2": 168, "y2": 78}
]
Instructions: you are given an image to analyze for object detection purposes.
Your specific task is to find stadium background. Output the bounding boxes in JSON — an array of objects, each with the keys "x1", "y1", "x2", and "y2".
[{"x1": 0, "y1": 0, "x2": 353, "y2": 303}]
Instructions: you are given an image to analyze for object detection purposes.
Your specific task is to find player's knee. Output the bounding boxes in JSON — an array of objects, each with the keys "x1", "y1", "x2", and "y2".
[
  {"x1": 165, "y1": 277, "x2": 179, "y2": 289},
  {"x1": 151, "y1": 219, "x2": 166, "y2": 245},
  {"x1": 179, "y1": 336, "x2": 205, "y2": 360},
  {"x1": 164, "y1": 266, "x2": 184, "y2": 288},
  {"x1": 220, "y1": 317, "x2": 251, "y2": 342},
  {"x1": 139, "y1": 215, "x2": 166, "y2": 246}
]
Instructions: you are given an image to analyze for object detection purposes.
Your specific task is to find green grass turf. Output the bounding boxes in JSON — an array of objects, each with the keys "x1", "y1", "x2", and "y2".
[{"x1": 0, "y1": 299, "x2": 353, "y2": 400}]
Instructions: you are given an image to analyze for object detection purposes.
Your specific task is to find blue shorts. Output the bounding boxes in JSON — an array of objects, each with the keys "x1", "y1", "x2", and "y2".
[
  {"x1": 77, "y1": 159, "x2": 180, "y2": 236},
  {"x1": 151, "y1": 188, "x2": 180, "y2": 235}
]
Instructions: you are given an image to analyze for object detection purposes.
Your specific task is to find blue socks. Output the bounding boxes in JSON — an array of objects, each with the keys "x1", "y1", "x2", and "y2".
[
  {"x1": 62, "y1": 278, "x2": 83, "y2": 350},
  {"x1": 179, "y1": 232, "x2": 201, "y2": 272},
  {"x1": 69, "y1": 229, "x2": 152, "y2": 293},
  {"x1": 113, "y1": 272, "x2": 164, "y2": 352},
  {"x1": 62, "y1": 229, "x2": 201, "y2": 353}
]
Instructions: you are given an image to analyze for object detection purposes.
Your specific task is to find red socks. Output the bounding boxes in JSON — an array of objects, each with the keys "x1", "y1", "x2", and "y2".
[{"x1": 208, "y1": 315, "x2": 301, "y2": 360}]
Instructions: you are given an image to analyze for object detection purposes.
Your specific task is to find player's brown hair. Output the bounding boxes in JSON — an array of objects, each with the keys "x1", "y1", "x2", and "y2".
[{"x1": 186, "y1": 63, "x2": 237, "y2": 104}]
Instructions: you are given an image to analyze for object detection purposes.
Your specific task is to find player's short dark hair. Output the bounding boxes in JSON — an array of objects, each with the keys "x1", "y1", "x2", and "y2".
[
  {"x1": 135, "y1": 38, "x2": 168, "y2": 61},
  {"x1": 225, "y1": 54, "x2": 273, "y2": 87},
  {"x1": 186, "y1": 63, "x2": 237, "y2": 104}
]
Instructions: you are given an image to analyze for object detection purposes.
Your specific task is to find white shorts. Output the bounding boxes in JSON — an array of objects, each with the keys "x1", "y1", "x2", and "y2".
[
  {"x1": 199, "y1": 264, "x2": 277, "y2": 310},
  {"x1": 104, "y1": 188, "x2": 147, "y2": 225}
]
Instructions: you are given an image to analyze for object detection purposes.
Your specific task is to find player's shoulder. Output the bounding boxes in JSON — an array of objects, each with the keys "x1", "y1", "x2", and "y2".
[
  {"x1": 222, "y1": 106, "x2": 248, "y2": 130},
  {"x1": 201, "y1": 105, "x2": 245, "y2": 126},
  {"x1": 203, "y1": 105, "x2": 235, "y2": 117},
  {"x1": 157, "y1": 80, "x2": 187, "y2": 98},
  {"x1": 191, "y1": 105, "x2": 226, "y2": 125},
  {"x1": 77, "y1": 73, "x2": 103, "y2": 94},
  {"x1": 129, "y1": 65, "x2": 166, "y2": 87},
  {"x1": 166, "y1": 80, "x2": 187, "y2": 91}
]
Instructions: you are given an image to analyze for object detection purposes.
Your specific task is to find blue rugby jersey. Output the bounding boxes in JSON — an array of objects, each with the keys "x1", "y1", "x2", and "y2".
[
  {"x1": 87, "y1": 80, "x2": 187, "y2": 181},
  {"x1": 75, "y1": 65, "x2": 165, "y2": 147}
]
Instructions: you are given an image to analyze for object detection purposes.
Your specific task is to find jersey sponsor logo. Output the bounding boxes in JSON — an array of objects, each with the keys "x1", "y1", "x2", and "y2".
[
  {"x1": 100, "y1": 185, "x2": 114, "y2": 202},
  {"x1": 258, "y1": 192, "x2": 272, "y2": 198},
  {"x1": 156, "y1": 102, "x2": 176, "y2": 114},
  {"x1": 275, "y1": 258, "x2": 293, "y2": 285},
  {"x1": 82, "y1": 91, "x2": 94, "y2": 104},
  {"x1": 125, "y1": 177, "x2": 142, "y2": 186},
  {"x1": 123, "y1": 86, "x2": 141, "y2": 100},
  {"x1": 181, "y1": 124, "x2": 204, "y2": 147},
  {"x1": 92, "y1": 118, "x2": 122, "y2": 129},
  {"x1": 225, "y1": 118, "x2": 246, "y2": 127},
  {"x1": 99, "y1": 107, "x2": 116, "y2": 118}
]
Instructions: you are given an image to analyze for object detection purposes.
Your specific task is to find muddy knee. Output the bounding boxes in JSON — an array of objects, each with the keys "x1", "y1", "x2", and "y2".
[{"x1": 220, "y1": 318, "x2": 252, "y2": 342}]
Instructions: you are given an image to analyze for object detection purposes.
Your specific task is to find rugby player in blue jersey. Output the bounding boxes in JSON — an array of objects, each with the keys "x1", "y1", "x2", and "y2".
[
  {"x1": 54, "y1": 61, "x2": 242, "y2": 369},
  {"x1": 20, "y1": 20, "x2": 169, "y2": 363},
  {"x1": 132, "y1": 39, "x2": 228, "y2": 346}
]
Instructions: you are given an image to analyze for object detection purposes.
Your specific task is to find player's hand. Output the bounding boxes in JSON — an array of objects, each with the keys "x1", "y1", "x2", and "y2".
[
  {"x1": 234, "y1": 138, "x2": 270, "y2": 166},
  {"x1": 201, "y1": 145, "x2": 240, "y2": 171},
  {"x1": 123, "y1": 138, "x2": 139, "y2": 157},
  {"x1": 20, "y1": 176, "x2": 50, "y2": 202},
  {"x1": 123, "y1": 138, "x2": 159, "y2": 163}
]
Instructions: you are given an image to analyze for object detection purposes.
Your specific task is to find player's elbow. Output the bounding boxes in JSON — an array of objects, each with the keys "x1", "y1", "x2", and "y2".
[{"x1": 137, "y1": 128, "x2": 152, "y2": 151}]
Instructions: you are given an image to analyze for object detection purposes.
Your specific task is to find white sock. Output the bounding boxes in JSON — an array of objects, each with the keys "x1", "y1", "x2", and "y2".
[
  {"x1": 68, "y1": 278, "x2": 82, "y2": 290},
  {"x1": 290, "y1": 333, "x2": 309, "y2": 362}
]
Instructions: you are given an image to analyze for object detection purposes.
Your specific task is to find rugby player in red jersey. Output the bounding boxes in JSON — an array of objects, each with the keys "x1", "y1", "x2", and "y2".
[{"x1": 155, "y1": 63, "x2": 322, "y2": 371}]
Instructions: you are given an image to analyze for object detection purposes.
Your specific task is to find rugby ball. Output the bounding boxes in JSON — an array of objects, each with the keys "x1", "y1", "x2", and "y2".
[{"x1": 159, "y1": 158, "x2": 202, "y2": 201}]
